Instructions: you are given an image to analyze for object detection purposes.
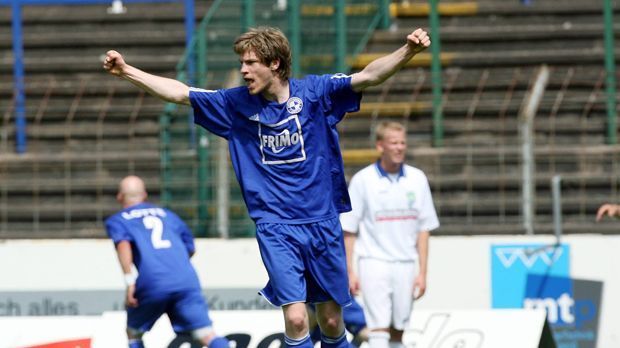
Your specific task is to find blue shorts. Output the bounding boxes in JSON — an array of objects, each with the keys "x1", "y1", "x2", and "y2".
[
  {"x1": 127, "y1": 289, "x2": 212, "y2": 333},
  {"x1": 256, "y1": 217, "x2": 352, "y2": 307},
  {"x1": 343, "y1": 299, "x2": 367, "y2": 335}
]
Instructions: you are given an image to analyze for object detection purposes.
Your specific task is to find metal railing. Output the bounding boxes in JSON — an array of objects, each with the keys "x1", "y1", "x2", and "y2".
[{"x1": 2, "y1": 0, "x2": 195, "y2": 154}]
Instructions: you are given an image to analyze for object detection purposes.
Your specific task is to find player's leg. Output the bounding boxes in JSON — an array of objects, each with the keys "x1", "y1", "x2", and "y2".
[
  {"x1": 126, "y1": 327, "x2": 144, "y2": 348},
  {"x1": 305, "y1": 218, "x2": 354, "y2": 348},
  {"x1": 351, "y1": 327, "x2": 369, "y2": 348},
  {"x1": 388, "y1": 328, "x2": 404, "y2": 348},
  {"x1": 388, "y1": 261, "x2": 417, "y2": 348},
  {"x1": 307, "y1": 303, "x2": 323, "y2": 344},
  {"x1": 282, "y1": 302, "x2": 313, "y2": 347},
  {"x1": 125, "y1": 297, "x2": 167, "y2": 348},
  {"x1": 343, "y1": 298, "x2": 368, "y2": 347},
  {"x1": 193, "y1": 328, "x2": 229, "y2": 348},
  {"x1": 255, "y1": 223, "x2": 313, "y2": 347},
  {"x1": 168, "y1": 289, "x2": 229, "y2": 348},
  {"x1": 358, "y1": 258, "x2": 392, "y2": 348},
  {"x1": 314, "y1": 300, "x2": 350, "y2": 348}
]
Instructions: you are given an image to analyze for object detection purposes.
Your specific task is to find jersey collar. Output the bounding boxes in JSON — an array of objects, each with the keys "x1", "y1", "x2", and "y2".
[{"x1": 374, "y1": 160, "x2": 405, "y2": 182}]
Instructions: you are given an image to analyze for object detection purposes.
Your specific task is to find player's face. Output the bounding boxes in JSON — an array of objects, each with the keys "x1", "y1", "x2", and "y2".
[
  {"x1": 239, "y1": 50, "x2": 278, "y2": 95},
  {"x1": 377, "y1": 129, "x2": 406, "y2": 170}
]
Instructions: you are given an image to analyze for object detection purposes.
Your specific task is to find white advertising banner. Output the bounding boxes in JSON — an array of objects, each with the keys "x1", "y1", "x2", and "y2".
[
  {"x1": 0, "y1": 309, "x2": 549, "y2": 348},
  {"x1": 0, "y1": 235, "x2": 618, "y2": 347},
  {"x1": 0, "y1": 310, "x2": 285, "y2": 348},
  {"x1": 403, "y1": 309, "x2": 550, "y2": 348}
]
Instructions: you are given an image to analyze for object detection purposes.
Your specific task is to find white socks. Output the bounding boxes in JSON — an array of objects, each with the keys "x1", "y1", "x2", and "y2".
[{"x1": 368, "y1": 331, "x2": 390, "y2": 348}]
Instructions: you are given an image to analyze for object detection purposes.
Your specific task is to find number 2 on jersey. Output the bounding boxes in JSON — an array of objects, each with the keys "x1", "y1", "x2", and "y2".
[{"x1": 143, "y1": 216, "x2": 171, "y2": 249}]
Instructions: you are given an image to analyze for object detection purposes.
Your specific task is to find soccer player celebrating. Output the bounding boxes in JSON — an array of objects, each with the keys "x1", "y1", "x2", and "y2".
[
  {"x1": 106, "y1": 176, "x2": 229, "y2": 348},
  {"x1": 103, "y1": 26, "x2": 430, "y2": 348}
]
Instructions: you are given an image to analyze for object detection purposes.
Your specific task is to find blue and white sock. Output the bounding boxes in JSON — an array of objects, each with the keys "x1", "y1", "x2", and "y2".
[
  {"x1": 321, "y1": 330, "x2": 350, "y2": 348},
  {"x1": 128, "y1": 339, "x2": 144, "y2": 348},
  {"x1": 284, "y1": 333, "x2": 314, "y2": 348},
  {"x1": 208, "y1": 336, "x2": 230, "y2": 348}
]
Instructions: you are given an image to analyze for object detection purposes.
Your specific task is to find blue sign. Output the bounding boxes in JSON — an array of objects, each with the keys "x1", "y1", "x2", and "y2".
[
  {"x1": 491, "y1": 243, "x2": 570, "y2": 308},
  {"x1": 491, "y1": 243, "x2": 603, "y2": 348},
  {"x1": 524, "y1": 274, "x2": 602, "y2": 348}
]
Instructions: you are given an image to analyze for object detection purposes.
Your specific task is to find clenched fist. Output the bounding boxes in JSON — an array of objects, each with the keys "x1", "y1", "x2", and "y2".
[
  {"x1": 407, "y1": 28, "x2": 431, "y2": 54},
  {"x1": 102, "y1": 50, "x2": 127, "y2": 77}
]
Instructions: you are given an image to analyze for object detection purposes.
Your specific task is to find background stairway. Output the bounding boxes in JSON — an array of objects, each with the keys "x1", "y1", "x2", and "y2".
[{"x1": 340, "y1": 0, "x2": 620, "y2": 235}]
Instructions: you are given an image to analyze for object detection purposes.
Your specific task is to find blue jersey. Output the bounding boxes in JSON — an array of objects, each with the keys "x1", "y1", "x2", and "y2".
[
  {"x1": 189, "y1": 74, "x2": 361, "y2": 224},
  {"x1": 105, "y1": 203, "x2": 202, "y2": 299}
]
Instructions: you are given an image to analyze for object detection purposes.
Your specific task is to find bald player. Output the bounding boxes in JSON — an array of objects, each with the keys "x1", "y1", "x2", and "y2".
[{"x1": 105, "y1": 176, "x2": 229, "y2": 348}]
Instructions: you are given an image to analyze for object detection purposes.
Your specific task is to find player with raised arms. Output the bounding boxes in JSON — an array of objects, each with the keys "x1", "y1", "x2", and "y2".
[{"x1": 103, "y1": 26, "x2": 430, "y2": 348}]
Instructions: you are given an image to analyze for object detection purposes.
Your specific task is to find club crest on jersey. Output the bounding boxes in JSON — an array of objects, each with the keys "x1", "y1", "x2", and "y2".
[
  {"x1": 286, "y1": 97, "x2": 303, "y2": 114},
  {"x1": 407, "y1": 191, "x2": 416, "y2": 209},
  {"x1": 259, "y1": 115, "x2": 306, "y2": 165}
]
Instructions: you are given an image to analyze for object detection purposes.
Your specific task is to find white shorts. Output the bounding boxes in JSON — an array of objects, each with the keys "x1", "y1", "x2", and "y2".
[{"x1": 358, "y1": 257, "x2": 418, "y2": 330}]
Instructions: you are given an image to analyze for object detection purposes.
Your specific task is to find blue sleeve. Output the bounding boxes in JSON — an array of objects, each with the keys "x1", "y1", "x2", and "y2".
[
  {"x1": 314, "y1": 74, "x2": 362, "y2": 126},
  {"x1": 105, "y1": 217, "x2": 133, "y2": 245},
  {"x1": 170, "y1": 212, "x2": 195, "y2": 255},
  {"x1": 189, "y1": 87, "x2": 233, "y2": 139}
]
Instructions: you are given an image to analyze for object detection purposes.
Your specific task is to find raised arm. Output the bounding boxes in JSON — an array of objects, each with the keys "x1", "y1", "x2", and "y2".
[
  {"x1": 350, "y1": 28, "x2": 430, "y2": 92},
  {"x1": 103, "y1": 50, "x2": 191, "y2": 105}
]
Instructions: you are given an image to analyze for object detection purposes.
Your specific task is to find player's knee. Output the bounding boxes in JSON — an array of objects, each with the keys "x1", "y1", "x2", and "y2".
[
  {"x1": 283, "y1": 303, "x2": 309, "y2": 334},
  {"x1": 285, "y1": 312, "x2": 308, "y2": 333},
  {"x1": 315, "y1": 301, "x2": 343, "y2": 334},
  {"x1": 319, "y1": 315, "x2": 341, "y2": 333}
]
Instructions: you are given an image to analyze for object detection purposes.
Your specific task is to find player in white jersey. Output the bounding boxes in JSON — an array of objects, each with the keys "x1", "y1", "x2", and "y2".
[{"x1": 340, "y1": 121, "x2": 439, "y2": 348}]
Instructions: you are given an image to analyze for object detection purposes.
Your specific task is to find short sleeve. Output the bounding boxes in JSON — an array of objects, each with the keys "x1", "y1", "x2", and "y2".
[
  {"x1": 105, "y1": 217, "x2": 133, "y2": 245},
  {"x1": 339, "y1": 172, "x2": 365, "y2": 233},
  {"x1": 189, "y1": 87, "x2": 233, "y2": 139},
  {"x1": 417, "y1": 173, "x2": 440, "y2": 233},
  {"x1": 171, "y1": 211, "x2": 195, "y2": 255},
  {"x1": 315, "y1": 74, "x2": 362, "y2": 126}
]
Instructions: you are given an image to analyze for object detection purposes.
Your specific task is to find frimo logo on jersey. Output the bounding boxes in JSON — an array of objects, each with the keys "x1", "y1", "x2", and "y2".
[{"x1": 259, "y1": 115, "x2": 306, "y2": 165}]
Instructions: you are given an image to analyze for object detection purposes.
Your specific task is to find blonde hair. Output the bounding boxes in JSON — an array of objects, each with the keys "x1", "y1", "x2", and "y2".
[
  {"x1": 233, "y1": 26, "x2": 292, "y2": 80},
  {"x1": 375, "y1": 121, "x2": 406, "y2": 142}
]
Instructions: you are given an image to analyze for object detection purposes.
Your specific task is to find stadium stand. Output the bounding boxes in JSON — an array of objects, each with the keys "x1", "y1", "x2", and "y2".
[
  {"x1": 1, "y1": 0, "x2": 619, "y2": 237},
  {"x1": 0, "y1": 2, "x2": 210, "y2": 237},
  {"x1": 343, "y1": 0, "x2": 620, "y2": 235}
]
